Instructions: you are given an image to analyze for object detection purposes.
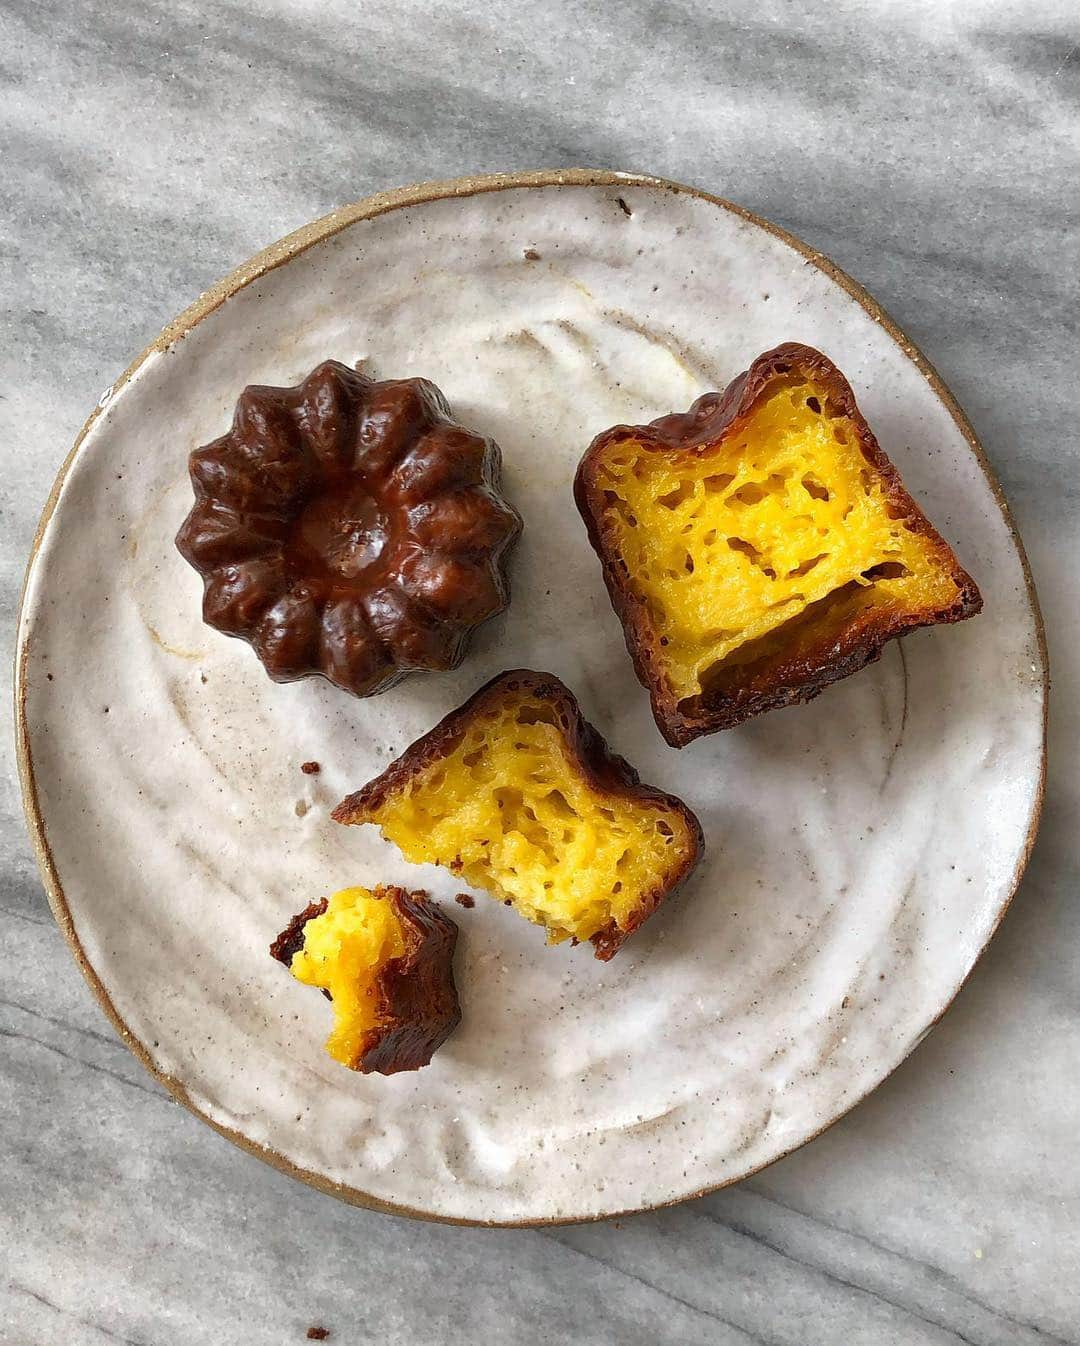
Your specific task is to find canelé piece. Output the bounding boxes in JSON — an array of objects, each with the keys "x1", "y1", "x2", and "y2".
[
  {"x1": 177, "y1": 360, "x2": 521, "y2": 696},
  {"x1": 270, "y1": 884, "x2": 460, "y2": 1074},
  {"x1": 575, "y1": 343, "x2": 982, "y2": 746},
  {"x1": 332, "y1": 671, "x2": 703, "y2": 960}
]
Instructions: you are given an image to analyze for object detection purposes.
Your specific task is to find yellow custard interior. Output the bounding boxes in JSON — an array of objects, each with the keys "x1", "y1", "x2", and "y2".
[
  {"x1": 593, "y1": 377, "x2": 962, "y2": 705},
  {"x1": 290, "y1": 886, "x2": 406, "y2": 1066},
  {"x1": 359, "y1": 689, "x2": 694, "y2": 945}
]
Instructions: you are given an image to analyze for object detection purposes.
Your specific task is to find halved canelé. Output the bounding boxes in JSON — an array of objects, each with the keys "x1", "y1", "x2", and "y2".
[
  {"x1": 270, "y1": 885, "x2": 460, "y2": 1074},
  {"x1": 574, "y1": 343, "x2": 982, "y2": 746},
  {"x1": 332, "y1": 671, "x2": 703, "y2": 960}
]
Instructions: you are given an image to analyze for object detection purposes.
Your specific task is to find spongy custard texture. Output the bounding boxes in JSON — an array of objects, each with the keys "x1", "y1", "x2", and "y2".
[
  {"x1": 363, "y1": 690, "x2": 693, "y2": 945},
  {"x1": 289, "y1": 886, "x2": 406, "y2": 1066},
  {"x1": 594, "y1": 377, "x2": 965, "y2": 707}
]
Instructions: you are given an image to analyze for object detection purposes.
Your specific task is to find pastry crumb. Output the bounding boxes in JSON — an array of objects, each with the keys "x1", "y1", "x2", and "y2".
[
  {"x1": 301, "y1": 761, "x2": 321, "y2": 775},
  {"x1": 523, "y1": 248, "x2": 541, "y2": 261},
  {"x1": 307, "y1": 1328, "x2": 330, "y2": 1341},
  {"x1": 454, "y1": 893, "x2": 475, "y2": 909}
]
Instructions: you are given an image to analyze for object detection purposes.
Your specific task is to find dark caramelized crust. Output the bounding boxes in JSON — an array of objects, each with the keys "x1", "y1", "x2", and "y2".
[
  {"x1": 271, "y1": 886, "x2": 460, "y2": 1075},
  {"x1": 177, "y1": 360, "x2": 521, "y2": 696},
  {"x1": 575, "y1": 343, "x2": 982, "y2": 745},
  {"x1": 270, "y1": 898, "x2": 330, "y2": 972},
  {"x1": 333, "y1": 671, "x2": 704, "y2": 960}
]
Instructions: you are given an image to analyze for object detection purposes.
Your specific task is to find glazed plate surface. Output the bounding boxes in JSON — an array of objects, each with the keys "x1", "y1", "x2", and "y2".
[{"x1": 16, "y1": 171, "x2": 1045, "y2": 1224}]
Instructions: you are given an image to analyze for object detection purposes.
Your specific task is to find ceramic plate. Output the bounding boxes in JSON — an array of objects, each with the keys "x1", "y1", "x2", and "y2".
[{"x1": 16, "y1": 171, "x2": 1046, "y2": 1225}]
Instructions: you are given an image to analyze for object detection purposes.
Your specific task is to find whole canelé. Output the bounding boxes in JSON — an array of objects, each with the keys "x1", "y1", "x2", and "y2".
[{"x1": 177, "y1": 360, "x2": 522, "y2": 696}]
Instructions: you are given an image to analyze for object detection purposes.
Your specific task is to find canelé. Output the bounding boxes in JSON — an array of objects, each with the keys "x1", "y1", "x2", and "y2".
[
  {"x1": 575, "y1": 343, "x2": 982, "y2": 745},
  {"x1": 271, "y1": 885, "x2": 460, "y2": 1074},
  {"x1": 177, "y1": 360, "x2": 521, "y2": 696},
  {"x1": 332, "y1": 671, "x2": 703, "y2": 960}
]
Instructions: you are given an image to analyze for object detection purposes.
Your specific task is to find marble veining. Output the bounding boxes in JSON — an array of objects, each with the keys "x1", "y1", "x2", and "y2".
[{"x1": 1, "y1": 0, "x2": 1077, "y2": 1343}]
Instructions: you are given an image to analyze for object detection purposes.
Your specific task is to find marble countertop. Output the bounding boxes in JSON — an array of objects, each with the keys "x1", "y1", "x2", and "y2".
[{"x1": 2, "y1": 1, "x2": 1076, "y2": 1342}]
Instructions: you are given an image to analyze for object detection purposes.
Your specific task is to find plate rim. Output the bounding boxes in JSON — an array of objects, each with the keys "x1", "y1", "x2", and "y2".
[{"x1": 13, "y1": 166, "x2": 1049, "y2": 1227}]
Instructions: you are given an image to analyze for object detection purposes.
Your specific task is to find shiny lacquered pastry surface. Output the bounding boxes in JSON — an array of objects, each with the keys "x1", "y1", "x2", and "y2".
[
  {"x1": 270, "y1": 885, "x2": 460, "y2": 1075},
  {"x1": 176, "y1": 360, "x2": 521, "y2": 696},
  {"x1": 575, "y1": 343, "x2": 982, "y2": 745},
  {"x1": 333, "y1": 671, "x2": 703, "y2": 960}
]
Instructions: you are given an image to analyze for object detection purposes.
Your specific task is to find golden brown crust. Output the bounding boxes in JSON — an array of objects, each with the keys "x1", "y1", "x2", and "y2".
[
  {"x1": 270, "y1": 886, "x2": 460, "y2": 1075},
  {"x1": 332, "y1": 670, "x2": 704, "y2": 959},
  {"x1": 176, "y1": 360, "x2": 521, "y2": 697},
  {"x1": 574, "y1": 343, "x2": 983, "y2": 746}
]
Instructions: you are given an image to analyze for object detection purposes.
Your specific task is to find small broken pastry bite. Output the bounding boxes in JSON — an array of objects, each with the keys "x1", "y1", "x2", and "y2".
[
  {"x1": 270, "y1": 885, "x2": 460, "y2": 1075},
  {"x1": 176, "y1": 360, "x2": 521, "y2": 697},
  {"x1": 332, "y1": 671, "x2": 703, "y2": 960},
  {"x1": 575, "y1": 342, "x2": 982, "y2": 746}
]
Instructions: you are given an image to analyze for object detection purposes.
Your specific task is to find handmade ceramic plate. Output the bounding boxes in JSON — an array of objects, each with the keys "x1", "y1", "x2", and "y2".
[{"x1": 16, "y1": 171, "x2": 1046, "y2": 1225}]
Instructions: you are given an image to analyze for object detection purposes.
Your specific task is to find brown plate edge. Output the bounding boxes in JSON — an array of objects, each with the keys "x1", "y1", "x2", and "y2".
[{"x1": 12, "y1": 167, "x2": 1049, "y2": 1229}]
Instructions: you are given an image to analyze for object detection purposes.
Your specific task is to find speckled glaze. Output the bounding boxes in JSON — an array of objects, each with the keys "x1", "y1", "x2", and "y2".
[{"x1": 15, "y1": 172, "x2": 1045, "y2": 1225}]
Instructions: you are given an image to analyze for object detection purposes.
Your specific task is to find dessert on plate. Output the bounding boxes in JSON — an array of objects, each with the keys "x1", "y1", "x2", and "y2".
[
  {"x1": 177, "y1": 360, "x2": 521, "y2": 696},
  {"x1": 574, "y1": 343, "x2": 982, "y2": 746},
  {"x1": 332, "y1": 670, "x2": 703, "y2": 960},
  {"x1": 271, "y1": 884, "x2": 460, "y2": 1074}
]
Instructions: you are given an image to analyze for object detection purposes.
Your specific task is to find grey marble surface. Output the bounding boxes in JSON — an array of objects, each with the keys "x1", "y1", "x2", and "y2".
[{"x1": 1, "y1": 0, "x2": 1077, "y2": 1342}]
